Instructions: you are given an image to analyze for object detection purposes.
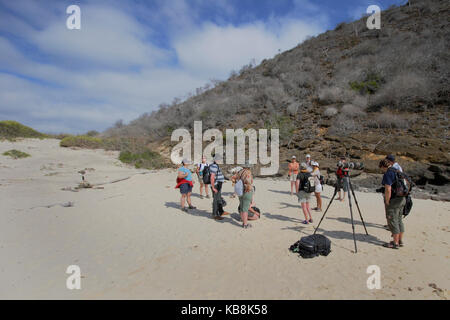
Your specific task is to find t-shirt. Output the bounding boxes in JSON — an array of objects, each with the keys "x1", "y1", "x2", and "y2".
[
  {"x1": 288, "y1": 162, "x2": 299, "y2": 175},
  {"x1": 393, "y1": 162, "x2": 403, "y2": 172},
  {"x1": 311, "y1": 169, "x2": 321, "y2": 186},
  {"x1": 209, "y1": 163, "x2": 224, "y2": 185},
  {"x1": 178, "y1": 166, "x2": 192, "y2": 181},
  {"x1": 296, "y1": 171, "x2": 311, "y2": 190},
  {"x1": 382, "y1": 168, "x2": 396, "y2": 186}
]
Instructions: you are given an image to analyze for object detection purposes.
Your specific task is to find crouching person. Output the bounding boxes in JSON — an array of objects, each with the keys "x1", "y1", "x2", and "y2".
[{"x1": 379, "y1": 159, "x2": 405, "y2": 249}]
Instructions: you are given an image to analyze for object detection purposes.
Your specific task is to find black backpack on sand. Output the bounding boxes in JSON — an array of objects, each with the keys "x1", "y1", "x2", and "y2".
[{"x1": 290, "y1": 234, "x2": 331, "y2": 259}]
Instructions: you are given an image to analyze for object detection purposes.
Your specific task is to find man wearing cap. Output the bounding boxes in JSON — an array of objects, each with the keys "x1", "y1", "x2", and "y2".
[
  {"x1": 386, "y1": 155, "x2": 403, "y2": 172},
  {"x1": 176, "y1": 159, "x2": 196, "y2": 212},
  {"x1": 210, "y1": 154, "x2": 230, "y2": 220},
  {"x1": 288, "y1": 156, "x2": 299, "y2": 196},
  {"x1": 305, "y1": 154, "x2": 313, "y2": 173}
]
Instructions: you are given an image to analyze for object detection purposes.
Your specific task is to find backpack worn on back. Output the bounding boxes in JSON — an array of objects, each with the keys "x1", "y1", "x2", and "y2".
[
  {"x1": 290, "y1": 234, "x2": 331, "y2": 259},
  {"x1": 301, "y1": 173, "x2": 315, "y2": 193},
  {"x1": 202, "y1": 165, "x2": 211, "y2": 185},
  {"x1": 390, "y1": 168, "x2": 412, "y2": 197}
]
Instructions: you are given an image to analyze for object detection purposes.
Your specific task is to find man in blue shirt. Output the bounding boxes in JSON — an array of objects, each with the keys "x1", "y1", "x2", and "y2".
[{"x1": 379, "y1": 159, "x2": 406, "y2": 249}]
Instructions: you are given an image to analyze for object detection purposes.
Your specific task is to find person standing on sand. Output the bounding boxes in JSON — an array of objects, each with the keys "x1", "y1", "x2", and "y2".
[
  {"x1": 379, "y1": 159, "x2": 406, "y2": 249},
  {"x1": 288, "y1": 156, "x2": 299, "y2": 196},
  {"x1": 336, "y1": 156, "x2": 348, "y2": 202},
  {"x1": 296, "y1": 163, "x2": 313, "y2": 224},
  {"x1": 196, "y1": 156, "x2": 210, "y2": 199},
  {"x1": 232, "y1": 162, "x2": 255, "y2": 229},
  {"x1": 311, "y1": 161, "x2": 322, "y2": 212},
  {"x1": 210, "y1": 154, "x2": 230, "y2": 220},
  {"x1": 175, "y1": 159, "x2": 196, "y2": 212}
]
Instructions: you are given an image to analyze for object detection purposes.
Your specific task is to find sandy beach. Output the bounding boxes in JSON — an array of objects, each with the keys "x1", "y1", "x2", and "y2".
[{"x1": 0, "y1": 139, "x2": 448, "y2": 299}]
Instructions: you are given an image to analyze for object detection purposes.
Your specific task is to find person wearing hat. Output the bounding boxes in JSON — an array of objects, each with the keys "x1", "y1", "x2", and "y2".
[
  {"x1": 386, "y1": 155, "x2": 403, "y2": 172},
  {"x1": 196, "y1": 156, "x2": 210, "y2": 199},
  {"x1": 176, "y1": 158, "x2": 196, "y2": 212},
  {"x1": 305, "y1": 154, "x2": 313, "y2": 173},
  {"x1": 209, "y1": 154, "x2": 229, "y2": 220},
  {"x1": 288, "y1": 156, "x2": 300, "y2": 196},
  {"x1": 311, "y1": 161, "x2": 322, "y2": 212},
  {"x1": 296, "y1": 162, "x2": 313, "y2": 224},
  {"x1": 232, "y1": 161, "x2": 256, "y2": 229}
]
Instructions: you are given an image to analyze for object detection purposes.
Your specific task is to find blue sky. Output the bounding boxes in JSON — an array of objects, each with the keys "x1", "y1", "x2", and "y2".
[{"x1": 0, "y1": 0, "x2": 407, "y2": 134}]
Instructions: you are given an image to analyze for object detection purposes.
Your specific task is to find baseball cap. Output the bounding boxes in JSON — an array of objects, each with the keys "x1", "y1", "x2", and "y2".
[
  {"x1": 292, "y1": 155, "x2": 296, "y2": 159},
  {"x1": 181, "y1": 158, "x2": 192, "y2": 165},
  {"x1": 306, "y1": 154, "x2": 311, "y2": 158},
  {"x1": 312, "y1": 161, "x2": 319, "y2": 167},
  {"x1": 386, "y1": 155, "x2": 395, "y2": 162}
]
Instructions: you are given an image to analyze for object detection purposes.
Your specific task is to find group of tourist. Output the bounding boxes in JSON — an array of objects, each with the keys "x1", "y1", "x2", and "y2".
[{"x1": 175, "y1": 152, "x2": 408, "y2": 249}]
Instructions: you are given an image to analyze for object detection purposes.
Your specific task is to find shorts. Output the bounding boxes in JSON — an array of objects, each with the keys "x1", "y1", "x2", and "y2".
[
  {"x1": 337, "y1": 178, "x2": 348, "y2": 192},
  {"x1": 385, "y1": 197, "x2": 406, "y2": 234},
  {"x1": 315, "y1": 184, "x2": 322, "y2": 193},
  {"x1": 239, "y1": 191, "x2": 253, "y2": 213},
  {"x1": 198, "y1": 173, "x2": 204, "y2": 185},
  {"x1": 297, "y1": 191, "x2": 311, "y2": 203},
  {"x1": 179, "y1": 183, "x2": 193, "y2": 194},
  {"x1": 290, "y1": 173, "x2": 298, "y2": 182}
]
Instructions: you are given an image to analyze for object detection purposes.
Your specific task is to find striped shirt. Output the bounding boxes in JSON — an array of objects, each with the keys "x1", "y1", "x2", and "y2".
[{"x1": 209, "y1": 163, "x2": 225, "y2": 185}]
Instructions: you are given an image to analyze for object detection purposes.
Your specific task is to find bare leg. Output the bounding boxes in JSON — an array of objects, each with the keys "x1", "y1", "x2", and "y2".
[
  {"x1": 241, "y1": 211, "x2": 249, "y2": 226},
  {"x1": 290, "y1": 180, "x2": 295, "y2": 195},
  {"x1": 301, "y1": 203, "x2": 308, "y2": 221},
  {"x1": 199, "y1": 184, "x2": 203, "y2": 196},
  {"x1": 306, "y1": 202, "x2": 312, "y2": 221},
  {"x1": 315, "y1": 192, "x2": 322, "y2": 210},
  {"x1": 187, "y1": 192, "x2": 192, "y2": 206},
  {"x1": 180, "y1": 194, "x2": 186, "y2": 208}
]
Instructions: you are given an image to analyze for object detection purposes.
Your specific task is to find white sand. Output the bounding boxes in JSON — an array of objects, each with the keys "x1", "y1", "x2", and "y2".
[{"x1": 0, "y1": 139, "x2": 449, "y2": 299}]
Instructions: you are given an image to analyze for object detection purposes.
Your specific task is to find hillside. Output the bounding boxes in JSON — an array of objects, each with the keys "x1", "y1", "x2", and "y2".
[
  {"x1": 104, "y1": 0, "x2": 449, "y2": 198},
  {"x1": 0, "y1": 121, "x2": 47, "y2": 140}
]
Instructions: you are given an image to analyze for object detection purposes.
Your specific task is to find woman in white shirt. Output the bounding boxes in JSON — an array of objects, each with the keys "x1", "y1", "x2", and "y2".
[
  {"x1": 196, "y1": 156, "x2": 210, "y2": 199},
  {"x1": 311, "y1": 161, "x2": 322, "y2": 212}
]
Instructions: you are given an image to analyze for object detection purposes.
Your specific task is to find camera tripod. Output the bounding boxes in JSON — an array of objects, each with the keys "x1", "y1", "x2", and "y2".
[{"x1": 313, "y1": 176, "x2": 369, "y2": 253}]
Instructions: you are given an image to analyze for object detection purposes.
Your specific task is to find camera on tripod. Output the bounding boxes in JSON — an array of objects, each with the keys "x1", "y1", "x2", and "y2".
[{"x1": 337, "y1": 161, "x2": 364, "y2": 176}]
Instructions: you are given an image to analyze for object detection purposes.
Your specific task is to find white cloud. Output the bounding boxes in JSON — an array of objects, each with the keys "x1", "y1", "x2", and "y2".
[
  {"x1": 174, "y1": 19, "x2": 324, "y2": 78},
  {"x1": 0, "y1": 1, "x2": 328, "y2": 133}
]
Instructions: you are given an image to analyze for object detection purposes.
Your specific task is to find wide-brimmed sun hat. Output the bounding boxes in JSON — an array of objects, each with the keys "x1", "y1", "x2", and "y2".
[{"x1": 182, "y1": 158, "x2": 192, "y2": 165}]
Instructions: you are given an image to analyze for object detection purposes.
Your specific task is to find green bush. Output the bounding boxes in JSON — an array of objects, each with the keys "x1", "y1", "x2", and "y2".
[
  {"x1": 3, "y1": 149, "x2": 31, "y2": 159},
  {"x1": 60, "y1": 135, "x2": 104, "y2": 149},
  {"x1": 0, "y1": 121, "x2": 46, "y2": 140},
  {"x1": 119, "y1": 150, "x2": 166, "y2": 169},
  {"x1": 349, "y1": 72, "x2": 384, "y2": 95}
]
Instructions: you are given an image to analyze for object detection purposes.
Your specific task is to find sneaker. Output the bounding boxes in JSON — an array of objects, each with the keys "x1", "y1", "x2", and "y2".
[
  {"x1": 243, "y1": 224, "x2": 252, "y2": 229},
  {"x1": 214, "y1": 216, "x2": 224, "y2": 220},
  {"x1": 200, "y1": 195, "x2": 204, "y2": 199},
  {"x1": 188, "y1": 205, "x2": 196, "y2": 209},
  {"x1": 309, "y1": 219, "x2": 313, "y2": 223},
  {"x1": 206, "y1": 195, "x2": 210, "y2": 199},
  {"x1": 220, "y1": 211, "x2": 230, "y2": 216},
  {"x1": 181, "y1": 207, "x2": 188, "y2": 212}
]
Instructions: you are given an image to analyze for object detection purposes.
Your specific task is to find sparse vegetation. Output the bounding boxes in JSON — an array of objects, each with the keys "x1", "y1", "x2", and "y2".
[
  {"x1": 0, "y1": 121, "x2": 46, "y2": 141},
  {"x1": 2, "y1": 149, "x2": 31, "y2": 159},
  {"x1": 60, "y1": 135, "x2": 104, "y2": 149},
  {"x1": 119, "y1": 150, "x2": 166, "y2": 169}
]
